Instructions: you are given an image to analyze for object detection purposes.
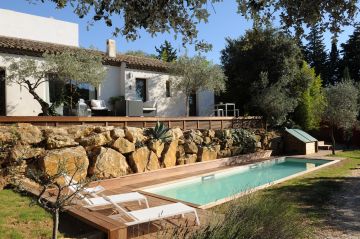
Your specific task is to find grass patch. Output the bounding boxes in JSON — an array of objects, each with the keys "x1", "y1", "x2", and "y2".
[{"x1": 0, "y1": 189, "x2": 53, "y2": 239}]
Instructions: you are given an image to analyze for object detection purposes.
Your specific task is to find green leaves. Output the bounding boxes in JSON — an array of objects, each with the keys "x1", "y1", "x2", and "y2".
[{"x1": 146, "y1": 121, "x2": 172, "y2": 143}]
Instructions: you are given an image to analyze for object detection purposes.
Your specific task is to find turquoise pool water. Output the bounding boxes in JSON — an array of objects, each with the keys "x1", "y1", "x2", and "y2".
[{"x1": 144, "y1": 158, "x2": 330, "y2": 206}]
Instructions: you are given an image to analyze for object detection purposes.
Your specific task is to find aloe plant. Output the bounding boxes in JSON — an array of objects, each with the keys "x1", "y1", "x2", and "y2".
[{"x1": 146, "y1": 121, "x2": 172, "y2": 142}]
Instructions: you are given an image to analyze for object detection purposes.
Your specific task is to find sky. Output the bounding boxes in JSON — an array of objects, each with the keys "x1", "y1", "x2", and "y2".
[{"x1": 0, "y1": 0, "x2": 357, "y2": 64}]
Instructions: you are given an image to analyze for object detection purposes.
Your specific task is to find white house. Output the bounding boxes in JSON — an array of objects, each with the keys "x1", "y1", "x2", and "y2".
[{"x1": 0, "y1": 9, "x2": 215, "y2": 117}]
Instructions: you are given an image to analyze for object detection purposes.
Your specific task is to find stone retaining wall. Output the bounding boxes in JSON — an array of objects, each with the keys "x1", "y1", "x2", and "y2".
[{"x1": 0, "y1": 123, "x2": 283, "y2": 187}]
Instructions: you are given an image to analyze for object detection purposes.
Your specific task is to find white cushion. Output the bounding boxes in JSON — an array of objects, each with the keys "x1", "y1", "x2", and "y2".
[
  {"x1": 143, "y1": 101, "x2": 156, "y2": 108},
  {"x1": 91, "y1": 100, "x2": 101, "y2": 108},
  {"x1": 143, "y1": 107, "x2": 156, "y2": 111}
]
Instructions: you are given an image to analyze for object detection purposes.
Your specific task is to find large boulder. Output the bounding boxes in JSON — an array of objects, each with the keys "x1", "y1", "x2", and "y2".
[
  {"x1": 79, "y1": 132, "x2": 112, "y2": 147},
  {"x1": 176, "y1": 145, "x2": 185, "y2": 159},
  {"x1": 169, "y1": 128, "x2": 184, "y2": 141},
  {"x1": 110, "y1": 128, "x2": 125, "y2": 139},
  {"x1": 185, "y1": 130, "x2": 203, "y2": 144},
  {"x1": 41, "y1": 127, "x2": 69, "y2": 137},
  {"x1": 217, "y1": 149, "x2": 232, "y2": 159},
  {"x1": 112, "y1": 138, "x2": 135, "y2": 154},
  {"x1": 9, "y1": 144, "x2": 45, "y2": 161},
  {"x1": 13, "y1": 123, "x2": 43, "y2": 145},
  {"x1": 40, "y1": 146, "x2": 89, "y2": 183},
  {"x1": 46, "y1": 134, "x2": 79, "y2": 149},
  {"x1": 185, "y1": 154, "x2": 198, "y2": 164},
  {"x1": 148, "y1": 140, "x2": 164, "y2": 158},
  {"x1": 94, "y1": 126, "x2": 114, "y2": 133},
  {"x1": 202, "y1": 129, "x2": 215, "y2": 138},
  {"x1": 125, "y1": 127, "x2": 147, "y2": 143},
  {"x1": 184, "y1": 141, "x2": 198, "y2": 154},
  {"x1": 0, "y1": 126, "x2": 17, "y2": 145},
  {"x1": 128, "y1": 147, "x2": 160, "y2": 173},
  {"x1": 89, "y1": 147, "x2": 131, "y2": 179},
  {"x1": 198, "y1": 147, "x2": 217, "y2": 161},
  {"x1": 161, "y1": 140, "x2": 178, "y2": 168},
  {"x1": 66, "y1": 126, "x2": 95, "y2": 140}
]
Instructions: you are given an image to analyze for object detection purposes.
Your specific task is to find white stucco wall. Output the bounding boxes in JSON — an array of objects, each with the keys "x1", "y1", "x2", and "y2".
[
  {"x1": 98, "y1": 65, "x2": 122, "y2": 110},
  {"x1": 0, "y1": 9, "x2": 79, "y2": 47},
  {"x1": 0, "y1": 53, "x2": 46, "y2": 116}
]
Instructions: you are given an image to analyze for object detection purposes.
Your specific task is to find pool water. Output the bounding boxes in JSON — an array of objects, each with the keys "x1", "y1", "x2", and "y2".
[{"x1": 144, "y1": 158, "x2": 330, "y2": 206}]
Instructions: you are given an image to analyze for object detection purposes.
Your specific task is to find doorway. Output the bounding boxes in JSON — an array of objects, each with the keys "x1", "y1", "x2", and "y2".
[
  {"x1": 135, "y1": 78, "x2": 147, "y2": 102},
  {"x1": 0, "y1": 69, "x2": 5, "y2": 116},
  {"x1": 189, "y1": 93, "x2": 197, "y2": 116}
]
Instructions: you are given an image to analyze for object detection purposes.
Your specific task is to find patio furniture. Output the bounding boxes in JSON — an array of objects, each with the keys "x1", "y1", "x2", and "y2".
[
  {"x1": 214, "y1": 108, "x2": 224, "y2": 116},
  {"x1": 91, "y1": 99, "x2": 109, "y2": 116},
  {"x1": 318, "y1": 141, "x2": 332, "y2": 150},
  {"x1": 108, "y1": 200, "x2": 200, "y2": 226},
  {"x1": 77, "y1": 99, "x2": 91, "y2": 117},
  {"x1": 64, "y1": 175, "x2": 149, "y2": 208},
  {"x1": 126, "y1": 100, "x2": 143, "y2": 117},
  {"x1": 214, "y1": 103, "x2": 237, "y2": 116},
  {"x1": 143, "y1": 101, "x2": 157, "y2": 116}
]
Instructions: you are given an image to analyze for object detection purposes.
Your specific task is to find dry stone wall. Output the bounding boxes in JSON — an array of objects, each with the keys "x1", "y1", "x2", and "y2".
[{"x1": 0, "y1": 123, "x2": 283, "y2": 188}]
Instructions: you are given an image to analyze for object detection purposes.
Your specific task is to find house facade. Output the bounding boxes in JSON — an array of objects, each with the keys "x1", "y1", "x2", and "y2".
[{"x1": 0, "y1": 9, "x2": 214, "y2": 117}]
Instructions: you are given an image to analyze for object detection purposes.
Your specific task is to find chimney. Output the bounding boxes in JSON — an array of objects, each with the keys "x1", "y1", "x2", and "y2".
[{"x1": 106, "y1": 39, "x2": 116, "y2": 58}]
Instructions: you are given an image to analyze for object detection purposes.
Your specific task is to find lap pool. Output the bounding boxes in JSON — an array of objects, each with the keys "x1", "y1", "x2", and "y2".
[{"x1": 142, "y1": 157, "x2": 337, "y2": 208}]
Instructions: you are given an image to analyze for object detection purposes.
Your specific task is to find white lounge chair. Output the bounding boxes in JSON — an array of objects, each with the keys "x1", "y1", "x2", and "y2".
[
  {"x1": 63, "y1": 175, "x2": 149, "y2": 208},
  {"x1": 107, "y1": 196, "x2": 200, "y2": 226}
]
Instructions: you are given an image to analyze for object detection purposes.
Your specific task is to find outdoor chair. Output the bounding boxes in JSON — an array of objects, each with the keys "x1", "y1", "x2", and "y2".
[
  {"x1": 143, "y1": 101, "x2": 157, "y2": 116},
  {"x1": 126, "y1": 100, "x2": 143, "y2": 116},
  {"x1": 107, "y1": 198, "x2": 200, "y2": 226},
  {"x1": 90, "y1": 99, "x2": 109, "y2": 116},
  {"x1": 63, "y1": 175, "x2": 149, "y2": 208}
]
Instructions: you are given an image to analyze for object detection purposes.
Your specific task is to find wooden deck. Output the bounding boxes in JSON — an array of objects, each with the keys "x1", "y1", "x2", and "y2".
[
  {"x1": 0, "y1": 116, "x2": 264, "y2": 129},
  {"x1": 58, "y1": 154, "x2": 272, "y2": 239}
]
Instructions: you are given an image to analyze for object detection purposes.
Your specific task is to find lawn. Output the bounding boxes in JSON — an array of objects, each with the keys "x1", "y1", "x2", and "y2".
[{"x1": 0, "y1": 189, "x2": 53, "y2": 239}]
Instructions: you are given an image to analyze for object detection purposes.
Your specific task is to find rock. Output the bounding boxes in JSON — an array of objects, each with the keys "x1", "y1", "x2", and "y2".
[
  {"x1": 215, "y1": 129, "x2": 231, "y2": 139},
  {"x1": 0, "y1": 176, "x2": 7, "y2": 190},
  {"x1": 184, "y1": 154, "x2": 198, "y2": 164},
  {"x1": 148, "y1": 140, "x2": 164, "y2": 158},
  {"x1": 0, "y1": 126, "x2": 17, "y2": 145},
  {"x1": 230, "y1": 146, "x2": 243, "y2": 156},
  {"x1": 94, "y1": 126, "x2": 114, "y2": 133},
  {"x1": 110, "y1": 128, "x2": 125, "y2": 139},
  {"x1": 162, "y1": 140, "x2": 178, "y2": 168},
  {"x1": 112, "y1": 138, "x2": 135, "y2": 154},
  {"x1": 198, "y1": 147, "x2": 217, "y2": 161},
  {"x1": 46, "y1": 134, "x2": 79, "y2": 149},
  {"x1": 66, "y1": 126, "x2": 95, "y2": 140},
  {"x1": 184, "y1": 141, "x2": 198, "y2": 154},
  {"x1": 128, "y1": 147, "x2": 160, "y2": 173},
  {"x1": 89, "y1": 147, "x2": 131, "y2": 179},
  {"x1": 125, "y1": 127, "x2": 146, "y2": 143},
  {"x1": 224, "y1": 138, "x2": 234, "y2": 148},
  {"x1": 217, "y1": 149, "x2": 232, "y2": 158},
  {"x1": 169, "y1": 128, "x2": 184, "y2": 141},
  {"x1": 202, "y1": 129, "x2": 215, "y2": 138},
  {"x1": 40, "y1": 146, "x2": 89, "y2": 183},
  {"x1": 14, "y1": 123, "x2": 43, "y2": 145},
  {"x1": 10, "y1": 144, "x2": 45, "y2": 161},
  {"x1": 214, "y1": 144, "x2": 221, "y2": 153},
  {"x1": 79, "y1": 132, "x2": 112, "y2": 147},
  {"x1": 186, "y1": 130, "x2": 203, "y2": 144},
  {"x1": 42, "y1": 127, "x2": 69, "y2": 137},
  {"x1": 176, "y1": 145, "x2": 185, "y2": 159},
  {"x1": 203, "y1": 137, "x2": 212, "y2": 145}
]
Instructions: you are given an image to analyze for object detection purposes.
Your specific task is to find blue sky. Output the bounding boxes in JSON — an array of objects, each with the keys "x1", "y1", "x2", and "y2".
[{"x1": 0, "y1": 0, "x2": 356, "y2": 63}]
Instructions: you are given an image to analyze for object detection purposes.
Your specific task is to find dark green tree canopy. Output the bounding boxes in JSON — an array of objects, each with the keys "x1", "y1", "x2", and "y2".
[
  {"x1": 32, "y1": 0, "x2": 222, "y2": 51},
  {"x1": 220, "y1": 28, "x2": 304, "y2": 116},
  {"x1": 155, "y1": 40, "x2": 177, "y2": 62},
  {"x1": 328, "y1": 42, "x2": 341, "y2": 85},
  {"x1": 341, "y1": 26, "x2": 360, "y2": 82},
  {"x1": 237, "y1": 0, "x2": 359, "y2": 41}
]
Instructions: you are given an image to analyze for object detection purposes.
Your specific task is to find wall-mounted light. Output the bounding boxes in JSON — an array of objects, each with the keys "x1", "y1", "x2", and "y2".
[{"x1": 127, "y1": 72, "x2": 133, "y2": 79}]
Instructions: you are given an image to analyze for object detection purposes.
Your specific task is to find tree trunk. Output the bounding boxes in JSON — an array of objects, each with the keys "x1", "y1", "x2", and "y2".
[
  {"x1": 185, "y1": 95, "x2": 190, "y2": 117},
  {"x1": 28, "y1": 87, "x2": 51, "y2": 116},
  {"x1": 330, "y1": 125, "x2": 336, "y2": 155},
  {"x1": 52, "y1": 209, "x2": 59, "y2": 239}
]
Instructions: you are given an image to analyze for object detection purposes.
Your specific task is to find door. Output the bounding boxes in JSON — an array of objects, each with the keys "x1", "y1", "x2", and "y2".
[
  {"x1": 189, "y1": 93, "x2": 197, "y2": 116},
  {"x1": 0, "y1": 69, "x2": 5, "y2": 116},
  {"x1": 135, "y1": 78, "x2": 147, "y2": 102}
]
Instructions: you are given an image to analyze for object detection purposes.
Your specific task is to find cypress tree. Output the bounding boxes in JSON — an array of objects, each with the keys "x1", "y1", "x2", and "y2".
[
  {"x1": 155, "y1": 40, "x2": 177, "y2": 62},
  {"x1": 327, "y1": 42, "x2": 341, "y2": 85},
  {"x1": 305, "y1": 24, "x2": 329, "y2": 85},
  {"x1": 341, "y1": 26, "x2": 360, "y2": 82}
]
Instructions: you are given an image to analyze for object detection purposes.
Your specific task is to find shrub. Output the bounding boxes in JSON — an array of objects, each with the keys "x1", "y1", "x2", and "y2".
[{"x1": 231, "y1": 128, "x2": 257, "y2": 153}]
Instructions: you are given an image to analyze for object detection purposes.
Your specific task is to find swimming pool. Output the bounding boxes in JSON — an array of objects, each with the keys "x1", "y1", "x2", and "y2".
[{"x1": 142, "y1": 157, "x2": 337, "y2": 208}]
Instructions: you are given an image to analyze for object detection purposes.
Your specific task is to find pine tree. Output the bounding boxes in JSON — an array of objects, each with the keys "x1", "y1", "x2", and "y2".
[
  {"x1": 327, "y1": 42, "x2": 341, "y2": 85},
  {"x1": 155, "y1": 40, "x2": 177, "y2": 62},
  {"x1": 305, "y1": 24, "x2": 329, "y2": 85},
  {"x1": 341, "y1": 26, "x2": 360, "y2": 82}
]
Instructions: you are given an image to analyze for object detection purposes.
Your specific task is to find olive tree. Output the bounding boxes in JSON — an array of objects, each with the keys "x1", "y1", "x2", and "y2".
[
  {"x1": 5, "y1": 50, "x2": 106, "y2": 116},
  {"x1": 323, "y1": 80, "x2": 359, "y2": 154},
  {"x1": 169, "y1": 55, "x2": 227, "y2": 116}
]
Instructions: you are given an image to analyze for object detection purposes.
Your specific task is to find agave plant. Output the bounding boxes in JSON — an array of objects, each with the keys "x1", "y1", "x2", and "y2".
[{"x1": 146, "y1": 121, "x2": 172, "y2": 142}]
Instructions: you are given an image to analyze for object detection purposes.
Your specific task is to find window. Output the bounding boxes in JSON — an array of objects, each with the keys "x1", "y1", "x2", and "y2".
[
  {"x1": 48, "y1": 74, "x2": 64, "y2": 103},
  {"x1": 135, "y1": 78, "x2": 147, "y2": 102},
  {"x1": 166, "y1": 81, "x2": 171, "y2": 97},
  {"x1": 0, "y1": 69, "x2": 6, "y2": 116}
]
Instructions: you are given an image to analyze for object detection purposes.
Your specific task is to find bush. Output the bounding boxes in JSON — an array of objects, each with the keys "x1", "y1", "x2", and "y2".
[{"x1": 231, "y1": 128, "x2": 257, "y2": 153}]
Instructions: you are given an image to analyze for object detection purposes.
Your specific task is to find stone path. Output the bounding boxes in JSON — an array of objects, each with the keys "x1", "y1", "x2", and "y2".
[{"x1": 317, "y1": 166, "x2": 360, "y2": 239}]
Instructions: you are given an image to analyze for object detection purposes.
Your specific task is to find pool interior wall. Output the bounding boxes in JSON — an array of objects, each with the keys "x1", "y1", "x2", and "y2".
[{"x1": 142, "y1": 157, "x2": 336, "y2": 208}]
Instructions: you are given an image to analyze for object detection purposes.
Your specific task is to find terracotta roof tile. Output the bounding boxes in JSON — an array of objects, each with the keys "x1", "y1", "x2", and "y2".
[{"x1": 0, "y1": 35, "x2": 169, "y2": 72}]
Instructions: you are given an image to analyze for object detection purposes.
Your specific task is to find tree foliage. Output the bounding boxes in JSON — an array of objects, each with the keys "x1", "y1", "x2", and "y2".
[
  {"x1": 124, "y1": 50, "x2": 157, "y2": 59},
  {"x1": 328, "y1": 42, "x2": 341, "y2": 85},
  {"x1": 5, "y1": 50, "x2": 106, "y2": 115},
  {"x1": 304, "y1": 24, "x2": 329, "y2": 85},
  {"x1": 237, "y1": 0, "x2": 358, "y2": 41},
  {"x1": 170, "y1": 55, "x2": 227, "y2": 116},
  {"x1": 220, "y1": 28, "x2": 304, "y2": 117},
  {"x1": 294, "y1": 62, "x2": 326, "y2": 131},
  {"x1": 30, "y1": 0, "x2": 222, "y2": 51},
  {"x1": 323, "y1": 80, "x2": 359, "y2": 154},
  {"x1": 155, "y1": 40, "x2": 177, "y2": 62},
  {"x1": 341, "y1": 26, "x2": 360, "y2": 82}
]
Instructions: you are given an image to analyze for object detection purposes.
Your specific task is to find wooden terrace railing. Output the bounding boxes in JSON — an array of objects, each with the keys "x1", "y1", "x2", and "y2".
[{"x1": 0, "y1": 116, "x2": 264, "y2": 129}]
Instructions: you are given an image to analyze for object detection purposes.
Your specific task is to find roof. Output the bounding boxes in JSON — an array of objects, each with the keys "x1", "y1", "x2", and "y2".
[
  {"x1": 0, "y1": 35, "x2": 169, "y2": 72},
  {"x1": 285, "y1": 128, "x2": 318, "y2": 143}
]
